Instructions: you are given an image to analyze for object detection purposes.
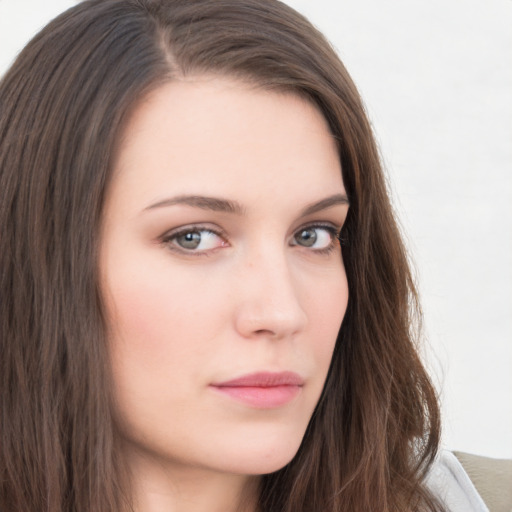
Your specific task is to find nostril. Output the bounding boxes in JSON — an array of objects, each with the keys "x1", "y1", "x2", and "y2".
[{"x1": 254, "y1": 328, "x2": 276, "y2": 336}]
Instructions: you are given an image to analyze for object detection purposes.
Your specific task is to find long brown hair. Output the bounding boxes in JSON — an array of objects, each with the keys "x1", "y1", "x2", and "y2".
[{"x1": 0, "y1": 1, "x2": 442, "y2": 510}]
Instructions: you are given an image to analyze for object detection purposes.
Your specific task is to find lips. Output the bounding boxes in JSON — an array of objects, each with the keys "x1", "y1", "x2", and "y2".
[{"x1": 210, "y1": 371, "x2": 304, "y2": 409}]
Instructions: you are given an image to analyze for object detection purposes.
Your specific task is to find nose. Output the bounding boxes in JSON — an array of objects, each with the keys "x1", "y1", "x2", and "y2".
[{"x1": 233, "y1": 252, "x2": 308, "y2": 340}]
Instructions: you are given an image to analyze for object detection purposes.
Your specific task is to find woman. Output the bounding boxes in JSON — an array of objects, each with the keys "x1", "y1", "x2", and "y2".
[{"x1": 0, "y1": 1, "x2": 485, "y2": 511}]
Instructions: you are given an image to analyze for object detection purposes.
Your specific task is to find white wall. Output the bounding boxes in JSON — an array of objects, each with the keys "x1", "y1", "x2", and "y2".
[
  {"x1": 284, "y1": 0, "x2": 512, "y2": 459},
  {"x1": 1, "y1": 0, "x2": 511, "y2": 459}
]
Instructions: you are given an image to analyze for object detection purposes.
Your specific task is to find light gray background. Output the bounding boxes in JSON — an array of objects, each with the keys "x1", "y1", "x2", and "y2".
[{"x1": 1, "y1": 0, "x2": 510, "y2": 458}]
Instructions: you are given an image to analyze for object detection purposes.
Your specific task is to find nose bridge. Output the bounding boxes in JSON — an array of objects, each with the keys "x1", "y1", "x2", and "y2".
[{"x1": 234, "y1": 243, "x2": 307, "y2": 339}]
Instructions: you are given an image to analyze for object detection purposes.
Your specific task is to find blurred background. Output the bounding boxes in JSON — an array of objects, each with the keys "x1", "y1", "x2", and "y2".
[{"x1": 1, "y1": 0, "x2": 510, "y2": 458}]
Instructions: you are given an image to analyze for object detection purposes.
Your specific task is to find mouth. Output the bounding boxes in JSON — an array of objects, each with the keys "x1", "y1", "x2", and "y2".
[{"x1": 210, "y1": 371, "x2": 304, "y2": 409}]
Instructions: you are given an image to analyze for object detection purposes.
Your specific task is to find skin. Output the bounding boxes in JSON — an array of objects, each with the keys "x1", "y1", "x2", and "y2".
[{"x1": 100, "y1": 76, "x2": 349, "y2": 512}]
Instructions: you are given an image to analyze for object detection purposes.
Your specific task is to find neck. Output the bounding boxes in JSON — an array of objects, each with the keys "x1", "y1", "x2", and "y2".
[{"x1": 126, "y1": 448, "x2": 260, "y2": 512}]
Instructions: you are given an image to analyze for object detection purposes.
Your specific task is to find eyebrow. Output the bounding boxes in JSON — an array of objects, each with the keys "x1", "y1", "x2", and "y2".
[
  {"x1": 299, "y1": 193, "x2": 349, "y2": 216},
  {"x1": 143, "y1": 193, "x2": 349, "y2": 216},
  {"x1": 144, "y1": 195, "x2": 245, "y2": 215}
]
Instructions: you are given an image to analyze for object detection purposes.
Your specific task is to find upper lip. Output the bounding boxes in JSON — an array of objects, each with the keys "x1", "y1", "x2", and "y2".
[{"x1": 212, "y1": 371, "x2": 304, "y2": 388}]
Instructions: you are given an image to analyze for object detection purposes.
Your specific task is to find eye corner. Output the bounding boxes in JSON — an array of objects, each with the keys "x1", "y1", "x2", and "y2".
[{"x1": 336, "y1": 231, "x2": 349, "y2": 247}]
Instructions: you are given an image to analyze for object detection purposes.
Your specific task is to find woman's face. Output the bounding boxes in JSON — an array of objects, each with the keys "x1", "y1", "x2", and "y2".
[{"x1": 100, "y1": 77, "x2": 349, "y2": 479}]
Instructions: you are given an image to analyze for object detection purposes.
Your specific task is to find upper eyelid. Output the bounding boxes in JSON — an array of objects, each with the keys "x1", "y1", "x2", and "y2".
[
  {"x1": 296, "y1": 220, "x2": 340, "y2": 229},
  {"x1": 293, "y1": 221, "x2": 342, "y2": 236},
  {"x1": 161, "y1": 221, "x2": 341, "y2": 239},
  {"x1": 160, "y1": 223, "x2": 225, "y2": 239}
]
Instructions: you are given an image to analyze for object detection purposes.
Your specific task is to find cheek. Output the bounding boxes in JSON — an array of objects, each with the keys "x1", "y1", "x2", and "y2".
[
  {"x1": 103, "y1": 263, "x2": 231, "y2": 445},
  {"x1": 300, "y1": 265, "x2": 348, "y2": 379},
  {"x1": 103, "y1": 259, "x2": 228, "y2": 392},
  {"x1": 106, "y1": 254, "x2": 220, "y2": 337},
  {"x1": 106, "y1": 275, "x2": 180, "y2": 364}
]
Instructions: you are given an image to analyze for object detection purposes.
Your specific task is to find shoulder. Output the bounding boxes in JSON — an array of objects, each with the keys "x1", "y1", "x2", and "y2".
[{"x1": 424, "y1": 450, "x2": 489, "y2": 512}]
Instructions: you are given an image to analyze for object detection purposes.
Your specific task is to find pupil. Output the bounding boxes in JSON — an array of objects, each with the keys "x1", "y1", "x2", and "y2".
[
  {"x1": 178, "y1": 231, "x2": 201, "y2": 249},
  {"x1": 298, "y1": 229, "x2": 316, "y2": 247}
]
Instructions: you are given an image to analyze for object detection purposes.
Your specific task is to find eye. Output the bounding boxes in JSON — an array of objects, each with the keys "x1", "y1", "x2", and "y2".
[
  {"x1": 291, "y1": 225, "x2": 339, "y2": 251},
  {"x1": 162, "y1": 226, "x2": 228, "y2": 253}
]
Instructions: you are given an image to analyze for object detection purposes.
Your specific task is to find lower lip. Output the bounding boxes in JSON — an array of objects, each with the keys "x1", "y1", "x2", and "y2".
[{"x1": 211, "y1": 385, "x2": 301, "y2": 408}]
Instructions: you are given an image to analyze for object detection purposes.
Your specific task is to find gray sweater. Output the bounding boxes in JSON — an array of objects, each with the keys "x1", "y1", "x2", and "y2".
[{"x1": 425, "y1": 451, "x2": 489, "y2": 512}]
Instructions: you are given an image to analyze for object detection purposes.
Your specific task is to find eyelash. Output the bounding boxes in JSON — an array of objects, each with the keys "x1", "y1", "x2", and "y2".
[{"x1": 160, "y1": 223, "x2": 344, "y2": 256}]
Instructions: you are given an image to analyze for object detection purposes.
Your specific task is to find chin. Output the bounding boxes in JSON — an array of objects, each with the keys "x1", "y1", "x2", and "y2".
[
  {"x1": 212, "y1": 430, "x2": 305, "y2": 476},
  {"x1": 244, "y1": 453, "x2": 299, "y2": 476}
]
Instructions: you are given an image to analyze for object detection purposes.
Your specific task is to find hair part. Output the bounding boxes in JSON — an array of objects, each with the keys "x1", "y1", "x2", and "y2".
[{"x1": 0, "y1": 1, "x2": 442, "y2": 510}]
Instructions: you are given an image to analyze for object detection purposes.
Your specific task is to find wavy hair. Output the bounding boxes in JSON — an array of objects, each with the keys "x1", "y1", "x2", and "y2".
[{"x1": 0, "y1": 1, "x2": 442, "y2": 510}]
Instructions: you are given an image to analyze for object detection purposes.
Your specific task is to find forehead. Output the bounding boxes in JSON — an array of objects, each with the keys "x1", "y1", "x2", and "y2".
[{"x1": 110, "y1": 76, "x2": 344, "y2": 213}]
